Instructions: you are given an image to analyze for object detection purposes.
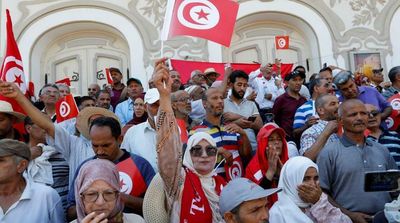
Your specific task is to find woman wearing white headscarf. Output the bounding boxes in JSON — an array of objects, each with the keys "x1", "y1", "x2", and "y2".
[
  {"x1": 269, "y1": 156, "x2": 351, "y2": 223},
  {"x1": 154, "y1": 59, "x2": 226, "y2": 223}
]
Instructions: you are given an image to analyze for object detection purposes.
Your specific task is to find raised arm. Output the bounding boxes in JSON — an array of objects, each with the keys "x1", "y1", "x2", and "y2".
[
  {"x1": 0, "y1": 81, "x2": 55, "y2": 138},
  {"x1": 154, "y1": 59, "x2": 183, "y2": 202}
]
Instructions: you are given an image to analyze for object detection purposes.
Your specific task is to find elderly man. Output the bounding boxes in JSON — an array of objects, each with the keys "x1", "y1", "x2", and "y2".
[
  {"x1": 300, "y1": 94, "x2": 340, "y2": 161},
  {"x1": 171, "y1": 90, "x2": 192, "y2": 143},
  {"x1": 317, "y1": 99, "x2": 397, "y2": 222},
  {"x1": 191, "y1": 87, "x2": 251, "y2": 181},
  {"x1": 95, "y1": 89, "x2": 113, "y2": 111},
  {"x1": 115, "y1": 77, "x2": 144, "y2": 126},
  {"x1": 55, "y1": 83, "x2": 70, "y2": 98},
  {"x1": 0, "y1": 100, "x2": 25, "y2": 140},
  {"x1": 382, "y1": 66, "x2": 400, "y2": 99},
  {"x1": 0, "y1": 139, "x2": 64, "y2": 222},
  {"x1": 39, "y1": 84, "x2": 60, "y2": 122},
  {"x1": 204, "y1": 67, "x2": 220, "y2": 87},
  {"x1": 334, "y1": 71, "x2": 392, "y2": 127},
  {"x1": 366, "y1": 103, "x2": 400, "y2": 168},
  {"x1": 122, "y1": 88, "x2": 160, "y2": 172},
  {"x1": 87, "y1": 83, "x2": 100, "y2": 98},
  {"x1": 219, "y1": 178, "x2": 281, "y2": 223}
]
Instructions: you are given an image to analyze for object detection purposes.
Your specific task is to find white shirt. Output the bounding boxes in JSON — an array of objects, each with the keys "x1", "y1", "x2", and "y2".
[
  {"x1": 121, "y1": 120, "x2": 158, "y2": 172},
  {"x1": 249, "y1": 69, "x2": 285, "y2": 109},
  {"x1": 0, "y1": 177, "x2": 64, "y2": 223},
  {"x1": 115, "y1": 98, "x2": 134, "y2": 126},
  {"x1": 46, "y1": 125, "x2": 94, "y2": 185}
]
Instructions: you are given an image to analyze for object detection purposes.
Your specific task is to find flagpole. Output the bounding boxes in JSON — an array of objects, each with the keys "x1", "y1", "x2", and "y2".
[{"x1": 274, "y1": 36, "x2": 278, "y2": 62}]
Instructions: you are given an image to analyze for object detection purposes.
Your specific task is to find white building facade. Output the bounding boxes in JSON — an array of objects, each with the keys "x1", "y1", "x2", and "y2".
[{"x1": 1, "y1": 0, "x2": 399, "y2": 95}]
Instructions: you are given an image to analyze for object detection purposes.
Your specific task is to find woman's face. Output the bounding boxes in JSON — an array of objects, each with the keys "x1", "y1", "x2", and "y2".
[
  {"x1": 134, "y1": 98, "x2": 145, "y2": 117},
  {"x1": 303, "y1": 167, "x2": 319, "y2": 187},
  {"x1": 267, "y1": 131, "x2": 283, "y2": 156},
  {"x1": 81, "y1": 180, "x2": 119, "y2": 217},
  {"x1": 190, "y1": 139, "x2": 217, "y2": 175}
]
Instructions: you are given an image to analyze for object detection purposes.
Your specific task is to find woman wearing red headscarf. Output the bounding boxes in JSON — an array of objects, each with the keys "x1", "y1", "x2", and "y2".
[{"x1": 245, "y1": 123, "x2": 289, "y2": 206}]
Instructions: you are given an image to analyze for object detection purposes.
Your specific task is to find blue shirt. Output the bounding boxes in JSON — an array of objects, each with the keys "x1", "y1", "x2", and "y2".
[
  {"x1": 115, "y1": 98, "x2": 134, "y2": 126},
  {"x1": 293, "y1": 100, "x2": 316, "y2": 129}
]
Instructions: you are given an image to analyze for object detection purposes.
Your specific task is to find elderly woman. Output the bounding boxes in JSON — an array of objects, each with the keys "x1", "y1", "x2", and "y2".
[
  {"x1": 73, "y1": 159, "x2": 144, "y2": 223},
  {"x1": 245, "y1": 123, "x2": 289, "y2": 206},
  {"x1": 269, "y1": 156, "x2": 351, "y2": 223},
  {"x1": 154, "y1": 59, "x2": 226, "y2": 222}
]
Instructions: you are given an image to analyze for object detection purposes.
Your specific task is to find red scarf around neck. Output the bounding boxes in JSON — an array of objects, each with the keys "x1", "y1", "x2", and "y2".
[{"x1": 180, "y1": 168, "x2": 225, "y2": 223}]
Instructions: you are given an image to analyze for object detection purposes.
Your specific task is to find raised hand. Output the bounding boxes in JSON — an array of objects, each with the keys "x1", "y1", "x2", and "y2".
[{"x1": 0, "y1": 81, "x2": 23, "y2": 99}]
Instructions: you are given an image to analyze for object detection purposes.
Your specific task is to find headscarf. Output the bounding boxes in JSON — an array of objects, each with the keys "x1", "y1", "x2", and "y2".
[
  {"x1": 271, "y1": 156, "x2": 318, "y2": 223},
  {"x1": 182, "y1": 132, "x2": 223, "y2": 222},
  {"x1": 75, "y1": 159, "x2": 123, "y2": 223}
]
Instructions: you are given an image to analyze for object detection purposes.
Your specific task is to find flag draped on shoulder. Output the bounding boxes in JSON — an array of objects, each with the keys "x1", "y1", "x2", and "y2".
[
  {"x1": 56, "y1": 94, "x2": 79, "y2": 123},
  {"x1": 161, "y1": 0, "x2": 239, "y2": 47}
]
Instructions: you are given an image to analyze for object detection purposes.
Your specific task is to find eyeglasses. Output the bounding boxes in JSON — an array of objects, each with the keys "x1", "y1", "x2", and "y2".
[
  {"x1": 174, "y1": 97, "x2": 192, "y2": 103},
  {"x1": 80, "y1": 190, "x2": 119, "y2": 203},
  {"x1": 190, "y1": 145, "x2": 218, "y2": 157},
  {"x1": 41, "y1": 90, "x2": 60, "y2": 96},
  {"x1": 367, "y1": 110, "x2": 380, "y2": 117}
]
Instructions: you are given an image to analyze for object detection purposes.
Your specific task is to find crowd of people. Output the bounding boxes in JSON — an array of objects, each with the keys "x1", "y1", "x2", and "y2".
[{"x1": 0, "y1": 58, "x2": 399, "y2": 223}]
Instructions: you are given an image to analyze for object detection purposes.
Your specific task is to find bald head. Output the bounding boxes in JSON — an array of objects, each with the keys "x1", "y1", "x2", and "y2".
[{"x1": 338, "y1": 99, "x2": 365, "y2": 118}]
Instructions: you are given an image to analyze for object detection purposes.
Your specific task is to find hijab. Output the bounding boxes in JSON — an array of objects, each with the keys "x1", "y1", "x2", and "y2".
[
  {"x1": 182, "y1": 132, "x2": 223, "y2": 222},
  {"x1": 75, "y1": 159, "x2": 123, "y2": 223}
]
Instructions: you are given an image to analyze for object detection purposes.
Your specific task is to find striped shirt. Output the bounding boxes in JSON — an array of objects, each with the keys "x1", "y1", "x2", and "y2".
[
  {"x1": 48, "y1": 152, "x2": 70, "y2": 210},
  {"x1": 293, "y1": 100, "x2": 317, "y2": 129},
  {"x1": 190, "y1": 119, "x2": 241, "y2": 175},
  {"x1": 300, "y1": 120, "x2": 339, "y2": 155},
  {"x1": 368, "y1": 130, "x2": 400, "y2": 168}
]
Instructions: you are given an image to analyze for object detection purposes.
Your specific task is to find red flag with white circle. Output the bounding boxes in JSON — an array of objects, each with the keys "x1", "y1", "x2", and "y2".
[
  {"x1": 275, "y1": 36, "x2": 290, "y2": 50},
  {"x1": 56, "y1": 94, "x2": 79, "y2": 123},
  {"x1": 162, "y1": 0, "x2": 239, "y2": 47},
  {"x1": 386, "y1": 93, "x2": 400, "y2": 131}
]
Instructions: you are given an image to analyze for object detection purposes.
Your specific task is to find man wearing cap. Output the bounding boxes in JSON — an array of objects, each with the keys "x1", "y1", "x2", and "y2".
[
  {"x1": 109, "y1": 67, "x2": 126, "y2": 108},
  {"x1": 122, "y1": 88, "x2": 160, "y2": 172},
  {"x1": 382, "y1": 66, "x2": 400, "y2": 99},
  {"x1": 0, "y1": 139, "x2": 64, "y2": 222},
  {"x1": 204, "y1": 67, "x2": 220, "y2": 87},
  {"x1": 273, "y1": 70, "x2": 307, "y2": 141},
  {"x1": 219, "y1": 177, "x2": 281, "y2": 223},
  {"x1": 190, "y1": 69, "x2": 208, "y2": 89},
  {"x1": 0, "y1": 100, "x2": 26, "y2": 141},
  {"x1": 115, "y1": 77, "x2": 144, "y2": 126}
]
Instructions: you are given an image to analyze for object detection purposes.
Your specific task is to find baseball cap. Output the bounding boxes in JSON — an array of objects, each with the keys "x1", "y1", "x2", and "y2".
[
  {"x1": 144, "y1": 88, "x2": 160, "y2": 104},
  {"x1": 284, "y1": 70, "x2": 306, "y2": 81},
  {"x1": 219, "y1": 178, "x2": 281, "y2": 215},
  {"x1": 0, "y1": 139, "x2": 31, "y2": 161}
]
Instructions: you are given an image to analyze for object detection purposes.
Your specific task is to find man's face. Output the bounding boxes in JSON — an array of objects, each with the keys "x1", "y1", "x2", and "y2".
[
  {"x1": 319, "y1": 71, "x2": 333, "y2": 83},
  {"x1": 0, "y1": 113, "x2": 13, "y2": 138},
  {"x1": 170, "y1": 71, "x2": 182, "y2": 91},
  {"x1": 192, "y1": 73, "x2": 206, "y2": 85},
  {"x1": 260, "y1": 65, "x2": 273, "y2": 79},
  {"x1": 231, "y1": 77, "x2": 248, "y2": 100},
  {"x1": 111, "y1": 71, "x2": 122, "y2": 84},
  {"x1": 146, "y1": 101, "x2": 160, "y2": 122},
  {"x1": 172, "y1": 91, "x2": 192, "y2": 116},
  {"x1": 79, "y1": 99, "x2": 96, "y2": 111},
  {"x1": 338, "y1": 79, "x2": 358, "y2": 99},
  {"x1": 204, "y1": 89, "x2": 224, "y2": 117},
  {"x1": 96, "y1": 93, "x2": 111, "y2": 109},
  {"x1": 320, "y1": 95, "x2": 339, "y2": 121},
  {"x1": 58, "y1": 85, "x2": 70, "y2": 98},
  {"x1": 90, "y1": 125, "x2": 121, "y2": 161},
  {"x1": 372, "y1": 70, "x2": 384, "y2": 84},
  {"x1": 127, "y1": 82, "x2": 143, "y2": 100},
  {"x1": 26, "y1": 123, "x2": 46, "y2": 142},
  {"x1": 315, "y1": 79, "x2": 334, "y2": 95},
  {"x1": 0, "y1": 155, "x2": 26, "y2": 183},
  {"x1": 40, "y1": 86, "x2": 60, "y2": 105},
  {"x1": 88, "y1": 84, "x2": 100, "y2": 98},
  {"x1": 206, "y1": 73, "x2": 218, "y2": 84},
  {"x1": 365, "y1": 104, "x2": 381, "y2": 129},
  {"x1": 225, "y1": 198, "x2": 269, "y2": 223},
  {"x1": 340, "y1": 102, "x2": 368, "y2": 134},
  {"x1": 287, "y1": 76, "x2": 304, "y2": 93}
]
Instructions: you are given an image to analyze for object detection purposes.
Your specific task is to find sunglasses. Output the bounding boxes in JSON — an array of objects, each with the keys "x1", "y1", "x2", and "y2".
[
  {"x1": 190, "y1": 145, "x2": 218, "y2": 157},
  {"x1": 367, "y1": 110, "x2": 380, "y2": 117}
]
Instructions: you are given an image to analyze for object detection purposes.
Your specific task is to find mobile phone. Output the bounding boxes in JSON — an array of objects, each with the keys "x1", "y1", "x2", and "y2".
[
  {"x1": 247, "y1": 116, "x2": 256, "y2": 122},
  {"x1": 364, "y1": 170, "x2": 400, "y2": 192},
  {"x1": 166, "y1": 58, "x2": 173, "y2": 70}
]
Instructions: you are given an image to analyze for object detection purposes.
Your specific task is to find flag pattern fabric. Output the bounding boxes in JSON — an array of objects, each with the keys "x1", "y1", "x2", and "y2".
[
  {"x1": 105, "y1": 68, "x2": 113, "y2": 84},
  {"x1": 56, "y1": 94, "x2": 79, "y2": 123},
  {"x1": 275, "y1": 36, "x2": 290, "y2": 50},
  {"x1": 55, "y1": 77, "x2": 71, "y2": 86},
  {"x1": 162, "y1": 0, "x2": 239, "y2": 47}
]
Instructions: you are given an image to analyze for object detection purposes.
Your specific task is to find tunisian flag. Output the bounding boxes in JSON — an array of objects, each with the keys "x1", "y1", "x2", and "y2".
[
  {"x1": 0, "y1": 10, "x2": 29, "y2": 116},
  {"x1": 56, "y1": 94, "x2": 79, "y2": 123},
  {"x1": 161, "y1": 0, "x2": 239, "y2": 47},
  {"x1": 55, "y1": 77, "x2": 71, "y2": 86},
  {"x1": 275, "y1": 36, "x2": 290, "y2": 50},
  {"x1": 105, "y1": 68, "x2": 113, "y2": 84},
  {"x1": 386, "y1": 93, "x2": 400, "y2": 131},
  {"x1": 170, "y1": 59, "x2": 294, "y2": 84}
]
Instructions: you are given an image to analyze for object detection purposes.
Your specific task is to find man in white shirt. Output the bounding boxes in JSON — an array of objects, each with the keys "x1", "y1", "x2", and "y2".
[
  {"x1": 249, "y1": 63, "x2": 285, "y2": 123},
  {"x1": 122, "y1": 88, "x2": 160, "y2": 172}
]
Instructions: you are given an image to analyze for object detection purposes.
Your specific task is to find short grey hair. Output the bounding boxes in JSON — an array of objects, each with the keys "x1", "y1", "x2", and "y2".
[{"x1": 333, "y1": 71, "x2": 353, "y2": 87}]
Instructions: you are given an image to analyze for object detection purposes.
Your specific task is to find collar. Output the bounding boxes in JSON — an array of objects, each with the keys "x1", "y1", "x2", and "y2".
[
  {"x1": 144, "y1": 120, "x2": 156, "y2": 131},
  {"x1": 227, "y1": 96, "x2": 246, "y2": 105},
  {"x1": 339, "y1": 134, "x2": 372, "y2": 147},
  {"x1": 358, "y1": 86, "x2": 366, "y2": 95},
  {"x1": 201, "y1": 118, "x2": 222, "y2": 128},
  {"x1": 19, "y1": 176, "x2": 32, "y2": 201}
]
